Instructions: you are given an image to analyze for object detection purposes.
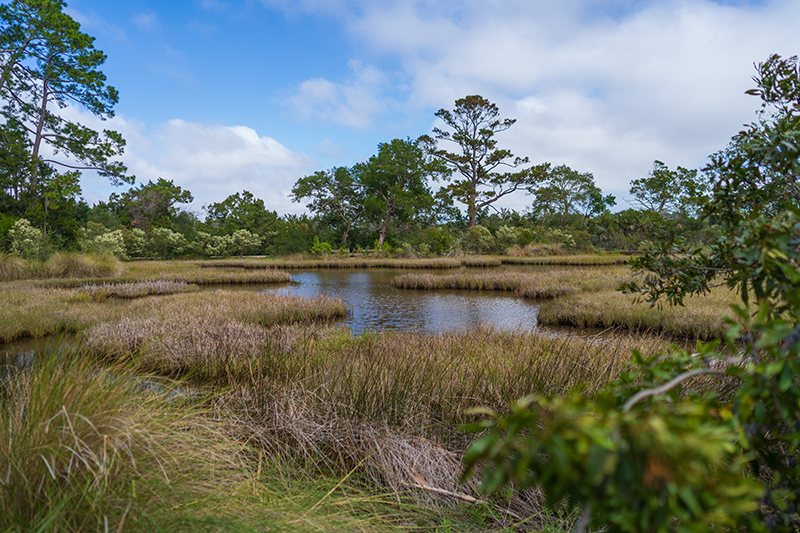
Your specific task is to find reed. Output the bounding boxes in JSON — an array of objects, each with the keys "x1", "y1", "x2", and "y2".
[
  {"x1": 393, "y1": 267, "x2": 631, "y2": 299},
  {"x1": 536, "y1": 286, "x2": 743, "y2": 340}
]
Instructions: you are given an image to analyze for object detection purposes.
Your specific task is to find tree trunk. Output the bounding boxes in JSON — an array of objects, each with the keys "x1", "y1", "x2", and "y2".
[
  {"x1": 29, "y1": 76, "x2": 49, "y2": 209},
  {"x1": 378, "y1": 205, "x2": 391, "y2": 248}
]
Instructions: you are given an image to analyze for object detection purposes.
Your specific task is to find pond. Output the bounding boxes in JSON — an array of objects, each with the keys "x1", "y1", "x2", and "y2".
[{"x1": 258, "y1": 268, "x2": 540, "y2": 335}]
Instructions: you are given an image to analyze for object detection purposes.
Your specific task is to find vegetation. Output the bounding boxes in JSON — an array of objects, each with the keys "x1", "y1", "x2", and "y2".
[{"x1": 464, "y1": 53, "x2": 800, "y2": 532}]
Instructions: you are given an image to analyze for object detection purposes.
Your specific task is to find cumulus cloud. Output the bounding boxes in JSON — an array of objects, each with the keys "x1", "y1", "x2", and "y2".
[
  {"x1": 285, "y1": 60, "x2": 389, "y2": 128},
  {"x1": 268, "y1": 0, "x2": 800, "y2": 206},
  {"x1": 56, "y1": 107, "x2": 316, "y2": 214}
]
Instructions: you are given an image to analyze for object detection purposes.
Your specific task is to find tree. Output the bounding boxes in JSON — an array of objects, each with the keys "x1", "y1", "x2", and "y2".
[
  {"x1": 110, "y1": 178, "x2": 193, "y2": 233},
  {"x1": 531, "y1": 165, "x2": 615, "y2": 221},
  {"x1": 290, "y1": 167, "x2": 365, "y2": 247},
  {"x1": 421, "y1": 95, "x2": 549, "y2": 227},
  {"x1": 629, "y1": 161, "x2": 707, "y2": 217},
  {"x1": 0, "y1": 0, "x2": 131, "y2": 213},
  {"x1": 360, "y1": 137, "x2": 445, "y2": 248},
  {"x1": 204, "y1": 191, "x2": 278, "y2": 239},
  {"x1": 465, "y1": 54, "x2": 800, "y2": 533}
]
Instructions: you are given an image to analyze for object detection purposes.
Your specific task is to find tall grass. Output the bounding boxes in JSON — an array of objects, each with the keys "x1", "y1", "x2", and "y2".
[
  {"x1": 393, "y1": 267, "x2": 631, "y2": 299},
  {"x1": 536, "y1": 286, "x2": 744, "y2": 340},
  {"x1": 0, "y1": 252, "x2": 124, "y2": 282},
  {"x1": 0, "y1": 352, "x2": 250, "y2": 531},
  {"x1": 0, "y1": 253, "x2": 27, "y2": 281},
  {"x1": 0, "y1": 288, "x2": 345, "y2": 343},
  {"x1": 502, "y1": 254, "x2": 630, "y2": 266}
]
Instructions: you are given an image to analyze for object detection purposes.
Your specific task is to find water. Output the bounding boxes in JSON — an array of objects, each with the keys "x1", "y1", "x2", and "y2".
[{"x1": 257, "y1": 268, "x2": 540, "y2": 335}]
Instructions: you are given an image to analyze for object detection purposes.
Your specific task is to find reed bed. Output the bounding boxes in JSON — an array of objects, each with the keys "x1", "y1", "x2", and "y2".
[
  {"x1": 159, "y1": 267, "x2": 291, "y2": 284},
  {"x1": 201, "y1": 257, "x2": 463, "y2": 270},
  {"x1": 459, "y1": 256, "x2": 503, "y2": 267},
  {"x1": 536, "y1": 286, "x2": 744, "y2": 340},
  {"x1": 0, "y1": 287, "x2": 345, "y2": 343},
  {"x1": 393, "y1": 267, "x2": 632, "y2": 299},
  {"x1": 0, "y1": 349, "x2": 436, "y2": 533},
  {"x1": 76, "y1": 280, "x2": 199, "y2": 300},
  {"x1": 502, "y1": 254, "x2": 630, "y2": 266}
]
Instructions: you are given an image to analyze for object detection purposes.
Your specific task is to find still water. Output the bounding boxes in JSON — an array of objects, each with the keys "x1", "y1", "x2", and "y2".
[{"x1": 259, "y1": 268, "x2": 539, "y2": 335}]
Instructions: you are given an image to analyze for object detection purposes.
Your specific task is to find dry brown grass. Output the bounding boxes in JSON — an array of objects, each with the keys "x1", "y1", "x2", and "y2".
[
  {"x1": 0, "y1": 287, "x2": 345, "y2": 343},
  {"x1": 76, "y1": 280, "x2": 198, "y2": 300}
]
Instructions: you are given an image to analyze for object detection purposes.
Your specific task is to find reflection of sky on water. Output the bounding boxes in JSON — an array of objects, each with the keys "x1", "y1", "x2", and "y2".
[{"x1": 259, "y1": 269, "x2": 539, "y2": 335}]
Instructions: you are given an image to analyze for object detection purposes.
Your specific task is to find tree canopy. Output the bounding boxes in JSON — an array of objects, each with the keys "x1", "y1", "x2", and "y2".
[
  {"x1": 0, "y1": 0, "x2": 131, "y2": 209},
  {"x1": 421, "y1": 95, "x2": 549, "y2": 227}
]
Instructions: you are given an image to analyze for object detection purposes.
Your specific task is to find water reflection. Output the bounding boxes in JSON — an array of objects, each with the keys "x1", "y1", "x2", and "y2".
[{"x1": 259, "y1": 269, "x2": 538, "y2": 335}]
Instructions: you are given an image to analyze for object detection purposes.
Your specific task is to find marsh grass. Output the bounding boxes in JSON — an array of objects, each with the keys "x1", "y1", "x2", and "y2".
[
  {"x1": 0, "y1": 288, "x2": 345, "y2": 343},
  {"x1": 0, "y1": 351, "x2": 251, "y2": 532},
  {"x1": 80, "y1": 321, "x2": 667, "y2": 527},
  {"x1": 536, "y1": 286, "x2": 744, "y2": 340},
  {"x1": 393, "y1": 267, "x2": 632, "y2": 299},
  {"x1": 201, "y1": 258, "x2": 463, "y2": 270},
  {"x1": 76, "y1": 280, "x2": 199, "y2": 300},
  {"x1": 0, "y1": 253, "x2": 27, "y2": 281},
  {"x1": 460, "y1": 256, "x2": 502, "y2": 267},
  {"x1": 502, "y1": 254, "x2": 630, "y2": 266},
  {"x1": 0, "y1": 252, "x2": 124, "y2": 282}
]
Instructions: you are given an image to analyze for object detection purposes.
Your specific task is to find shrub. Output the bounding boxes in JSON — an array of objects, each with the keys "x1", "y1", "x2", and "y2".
[{"x1": 8, "y1": 218, "x2": 48, "y2": 261}]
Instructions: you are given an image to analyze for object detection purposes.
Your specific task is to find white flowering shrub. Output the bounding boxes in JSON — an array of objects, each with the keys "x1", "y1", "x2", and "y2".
[
  {"x1": 9, "y1": 219, "x2": 48, "y2": 261},
  {"x1": 85, "y1": 230, "x2": 128, "y2": 259},
  {"x1": 231, "y1": 229, "x2": 262, "y2": 256},
  {"x1": 147, "y1": 228, "x2": 187, "y2": 259}
]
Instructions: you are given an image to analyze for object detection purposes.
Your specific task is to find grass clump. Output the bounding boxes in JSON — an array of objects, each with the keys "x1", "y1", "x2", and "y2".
[
  {"x1": 44, "y1": 252, "x2": 124, "y2": 278},
  {"x1": 0, "y1": 352, "x2": 250, "y2": 532},
  {"x1": 0, "y1": 253, "x2": 27, "y2": 281}
]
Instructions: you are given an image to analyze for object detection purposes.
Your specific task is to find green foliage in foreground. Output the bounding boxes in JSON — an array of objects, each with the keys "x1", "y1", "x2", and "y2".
[{"x1": 464, "y1": 54, "x2": 800, "y2": 532}]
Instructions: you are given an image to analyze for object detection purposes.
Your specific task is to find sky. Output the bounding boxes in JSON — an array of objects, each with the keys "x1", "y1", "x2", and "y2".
[{"x1": 51, "y1": 0, "x2": 800, "y2": 218}]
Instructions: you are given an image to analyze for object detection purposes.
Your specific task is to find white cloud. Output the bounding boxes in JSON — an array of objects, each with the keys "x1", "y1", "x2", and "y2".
[
  {"x1": 55, "y1": 107, "x2": 316, "y2": 214},
  {"x1": 272, "y1": 0, "x2": 800, "y2": 204},
  {"x1": 285, "y1": 60, "x2": 389, "y2": 128}
]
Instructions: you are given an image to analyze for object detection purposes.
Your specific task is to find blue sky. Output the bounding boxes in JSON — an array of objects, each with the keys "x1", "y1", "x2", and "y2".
[{"x1": 56, "y1": 0, "x2": 799, "y2": 217}]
